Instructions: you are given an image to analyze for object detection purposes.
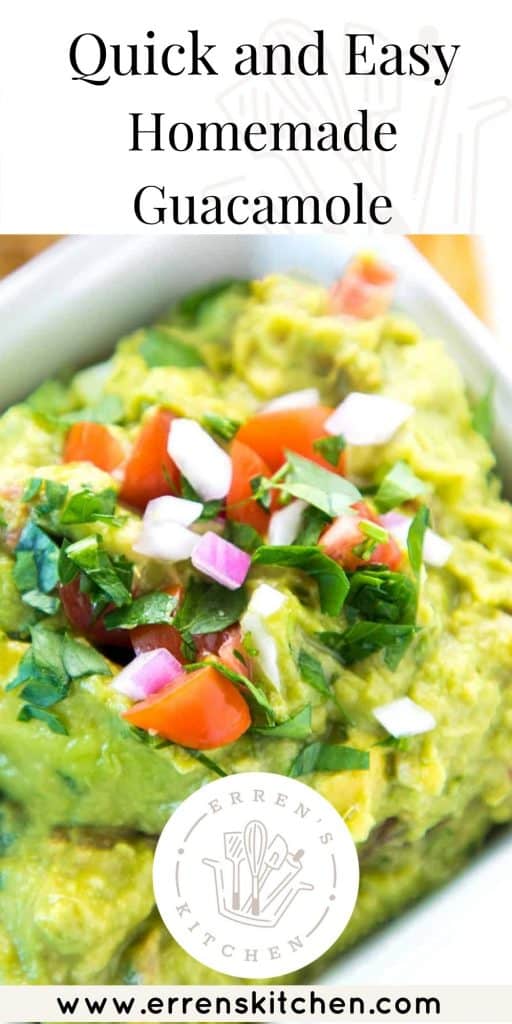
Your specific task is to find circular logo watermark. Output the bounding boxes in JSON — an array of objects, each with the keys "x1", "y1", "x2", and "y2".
[{"x1": 153, "y1": 771, "x2": 359, "y2": 978}]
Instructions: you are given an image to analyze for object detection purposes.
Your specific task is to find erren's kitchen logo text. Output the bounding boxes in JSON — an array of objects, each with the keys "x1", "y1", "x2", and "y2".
[{"x1": 153, "y1": 772, "x2": 359, "y2": 978}]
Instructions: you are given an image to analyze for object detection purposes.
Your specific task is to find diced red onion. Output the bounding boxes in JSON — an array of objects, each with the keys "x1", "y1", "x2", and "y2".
[
  {"x1": 167, "y1": 418, "x2": 232, "y2": 500},
  {"x1": 379, "y1": 512, "x2": 453, "y2": 567},
  {"x1": 133, "y1": 521, "x2": 199, "y2": 562},
  {"x1": 191, "y1": 531, "x2": 251, "y2": 590},
  {"x1": 262, "y1": 388, "x2": 320, "y2": 413},
  {"x1": 373, "y1": 696, "x2": 436, "y2": 737},
  {"x1": 268, "y1": 500, "x2": 306, "y2": 546},
  {"x1": 325, "y1": 392, "x2": 413, "y2": 445},
  {"x1": 144, "y1": 495, "x2": 203, "y2": 527},
  {"x1": 112, "y1": 648, "x2": 183, "y2": 701}
]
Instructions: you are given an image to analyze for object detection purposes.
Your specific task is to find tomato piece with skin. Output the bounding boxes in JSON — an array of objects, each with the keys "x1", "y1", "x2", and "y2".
[
  {"x1": 235, "y1": 407, "x2": 347, "y2": 474},
  {"x1": 122, "y1": 665, "x2": 251, "y2": 749},
  {"x1": 63, "y1": 423, "x2": 125, "y2": 474},
  {"x1": 320, "y1": 500, "x2": 402, "y2": 572},
  {"x1": 59, "y1": 578, "x2": 131, "y2": 648},
  {"x1": 329, "y1": 255, "x2": 396, "y2": 320},
  {"x1": 196, "y1": 625, "x2": 252, "y2": 679},
  {"x1": 226, "y1": 440, "x2": 271, "y2": 534},
  {"x1": 120, "y1": 409, "x2": 180, "y2": 511}
]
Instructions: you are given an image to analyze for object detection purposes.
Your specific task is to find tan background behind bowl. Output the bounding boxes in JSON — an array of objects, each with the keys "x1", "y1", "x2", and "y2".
[{"x1": 0, "y1": 235, "x2": 487, "y2": 322}]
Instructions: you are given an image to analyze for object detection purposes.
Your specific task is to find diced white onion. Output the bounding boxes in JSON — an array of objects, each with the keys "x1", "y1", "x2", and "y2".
[
  {"x1": 248, "y1": 583, "x2": 286, "y2": 617},
  {"x1": 240, "y1": 584, "x2": 286, "y2": 690},
  {"x1": 379, "y1": 512, "x2": 453, "y2": 567},
  {"x1": 261, "y1": 388, "x2": 320, "y2": 412},
  {"x1": 373, "y1": 696, "x2": 436, "y2": 738},
  {"x1": 268, "y1": 500, "x2": 307, "y2": 546},
  {"x1": 325, "y1": 392, "x2": 413, "y2": 446},
  {"x1": 167, "y1": 418, "x2": 232, "y2": 501},
  {"x1": 144, "y1": 495, "x2": 203, "y2": 527},
  {"x1": 133, "y1": 521, "x2": 198, "y2": 562}
]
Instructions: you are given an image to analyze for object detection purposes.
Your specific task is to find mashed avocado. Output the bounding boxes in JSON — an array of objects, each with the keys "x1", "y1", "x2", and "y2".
[{"x1": 0, "y1": 260, "x2": 511, "y2": 985}]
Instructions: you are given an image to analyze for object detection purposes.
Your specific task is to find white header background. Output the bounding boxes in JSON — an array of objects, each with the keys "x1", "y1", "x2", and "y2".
[{"x1": 0, "y1": 0, "x2": 510, "y2": 232}]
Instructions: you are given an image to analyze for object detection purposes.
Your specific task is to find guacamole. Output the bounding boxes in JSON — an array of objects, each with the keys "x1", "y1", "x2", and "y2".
[{"x1": 0, "y1": 255, "x2": 511, "y2": 986}]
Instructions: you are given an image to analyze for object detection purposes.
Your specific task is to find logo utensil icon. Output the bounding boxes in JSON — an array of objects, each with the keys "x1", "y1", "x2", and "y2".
[
  {"x1": 243, "y1": 819, "x2": 267, "y2": 915},
  {"x1": 241, "y1": 832, "x2": 288, "y2": 913},
  {"x1": 223, "y1": 831, "x2": 245, "y2": 910}
]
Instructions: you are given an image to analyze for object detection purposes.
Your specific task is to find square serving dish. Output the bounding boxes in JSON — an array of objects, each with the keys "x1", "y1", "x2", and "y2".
[{"x1": 0, "y1": 234, "x2": 510, "y2": 984}]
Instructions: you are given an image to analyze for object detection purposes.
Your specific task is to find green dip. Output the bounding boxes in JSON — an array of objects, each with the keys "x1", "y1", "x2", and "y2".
[{"x1": 0, "y1": 267, "x2": 511, "y2": 985}]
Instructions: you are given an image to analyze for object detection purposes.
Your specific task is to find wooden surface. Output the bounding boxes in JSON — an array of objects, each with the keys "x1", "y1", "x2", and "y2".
[{"x1": 0, "y1": 235, "x2": 487, "y2": 321}]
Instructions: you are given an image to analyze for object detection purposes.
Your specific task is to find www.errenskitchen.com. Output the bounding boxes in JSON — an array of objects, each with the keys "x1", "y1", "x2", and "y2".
[{"x1": 54, "y1": 988, "x2": 441, "y2": 1020}]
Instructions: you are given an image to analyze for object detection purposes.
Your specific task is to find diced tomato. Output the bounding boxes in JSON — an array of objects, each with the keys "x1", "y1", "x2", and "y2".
[
  {"x1": 226, "y1": 440, "x2": 271, "y2": 534},
  {"x1": 235, "y1": 407, "x2": 346, "y2": 474},
  {"x1": 123, "y1": 665, "x2": 251, "y2": 749},
  {"x1": 329, "y1": 255, "x2": 396, "y2": 320},
  {"x1": 120, "y1": 409, "x2": 180, "y2": 511},
  {"x1": 59, "y1": 577, "x2": 131, "y2": 648},
  {"x1": 196, "y1": 625, "x2": 251, "y2": 679},
  {"x1": 63, "y1": 423, "x2": 125, "y2": 474},
  {"x1": 320, "y1": 500, "x2": 402, "y2": 572}
]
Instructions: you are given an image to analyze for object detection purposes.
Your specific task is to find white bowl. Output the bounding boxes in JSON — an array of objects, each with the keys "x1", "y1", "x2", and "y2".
[{"x1": 0, "y1": 234, "x2": 510, "y2": 984}]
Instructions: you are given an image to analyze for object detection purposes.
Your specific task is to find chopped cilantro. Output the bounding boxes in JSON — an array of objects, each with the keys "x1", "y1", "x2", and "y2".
[
  {"x1": 281, "y1": 451, "x2": 361, "y2": 517},
  {"x1": 60, "y1": 487, "x2": 120, "y2": 525},
  {"x1": 407, "y1": 506, "x2": 430, "y2": 578},
  {"x1": 187, "y1": 658, "x2": 275, "y2": 722},
  {"x1": 289, "y1": 741, "x2": 369, "y2": 777},
  {"x1": 21, "y1": 590, "x2": 60, "y2": 615},
  {"x1": 374, "y1": 461, "x2": 427, "y2": 513},
  {"x1": 63, "y1": 536, "x2": 132, "y2": 607},
  {"x1": 180, "y1": 476, "x2": 221, "y2": 520},
  {"x1": 62, "y1": 394, "x2": 124, "y2": 426},
  {"x1": 252, "y1": 705, "x2": 312, "y2": 740},
  {"x1": 345, "y1": 568, "x2": 417, "y2": 625},
  {"x1": 294, "y1": 505, "x2": 330, "y2": 546},
  {"x1": 252, "y1": 545, "x2": 349, "y2": 616},
  {"x1": 317, "y1": 622, "x2": 416, "y2": 668},
  {"x1": 14, "y1": 522, "x2": 60, "y2": 596},
  {"x1": 174, "y1": 579, "x2": 247, "y2": 637},
  {"x1": 297, "y1": 649, "x2": 332, "y2": 699},
  {"x1": 139, "y1": 327, "x2": 205, "y2": 369},
  {"x1": 172, "y1": 279, "x2": 249, "y2": 323},
  {"x1": 313, "y1": 434, "x2": 346, "y2": 467},
  {"x1": 202, "y1": 412, "x2": 240, "y2": 441},
  {"x1": 188, "y1": 750, "x2": 228, "y2": 777},
  {"x1": 224, "y1": 520, "x2": 263, "y2": 554},
  {"x1": 22, "y1": 477, "x2": 43, "y2": 502},
  {"x1": 104, "y1": 592, "x2": 178, "y2": 630},
  {"x1": 17, "y1": 704, "x2": 68, "y2": 735}
]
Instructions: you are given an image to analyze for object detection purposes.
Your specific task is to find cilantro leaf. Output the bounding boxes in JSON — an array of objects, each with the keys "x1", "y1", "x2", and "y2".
[
  {"x1": 252, "y1": 545, "x2": 349, "y2": 616},
  {"x1": 104, "y1": 592, "x2": 178, "y2": 630},
  {"x1": 297, "y1": 649, "x2": 332, "y2": 699},
  {"x1": 21, "y1": 590, "x2": 60, "y2": 615},
  {"x1": 180, "y1": 476, "x2": 221, "y2": 520},
  {"x1": 407, "y1": 506, "x2": 430, "y2": 578},
  {"x1": 187, "y1": 750, "x2": 228, "y2": 777},
  {"x1": 60, "y1": 487, "x2": 120, "y2": 525},
  {"x1": 224, "y1": 520, "x2": 263, "y2": 554},
  {"x1": 174, "y1": 579, "x2": 247, "y2": 636},
  {"x1": 294, "y1": 505, "x2": 330, "y2": 546},
  {"x1": 139, "y1": 327, "x2": 205, "y2": 369},
  {"x1": 188, "y1": 658, "x2": 276, "y2": 721},
  {"x1": 21, "y1": 677, "x2": 68, "y2": 708},
  {"x1": 289, "y1": 742, "x2": 369, "y2": 777},
  {"x1": 317, "y1": 622, "x2": 416, "y2": 668},
  {"x1": 252, "y1": 705, "x2": 312, "y2": 740},
  {"x1": 14, "y1": 522, "x2": 60, "y2": 595},
  {"x1": 313, "y1": 434, "x2": 346, "y2": 467},
  {"x1": 345, "y1": 568, "x2": 417, "y2": 625},
  {"x1": 202, "y1": 412, "x2": 240, "y2": 441},
  {"x1": 33, "y1": 481, "x2": 69, "y2": 516},
  {"x1": 471, "y1": 381, "x2": 494, "y2": 443},
  {"x1": 61, "y1": 635, "x2": 112, "y2": 678},
  {"x1": 63, "y1": 536, "x2": 132, "y2": 607},
  {"x1": 282, "y1": 451, "x2": 361, "y2": 516},
  {"x1": 22, "y1": 477, "x2": 43, "y2": 502},
  {"x1": 374, "y1": 461, "x2": 427, "y2": 513},
  {"x1": 17, "y1": 704, "x2": 68, "y2": 735}
]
